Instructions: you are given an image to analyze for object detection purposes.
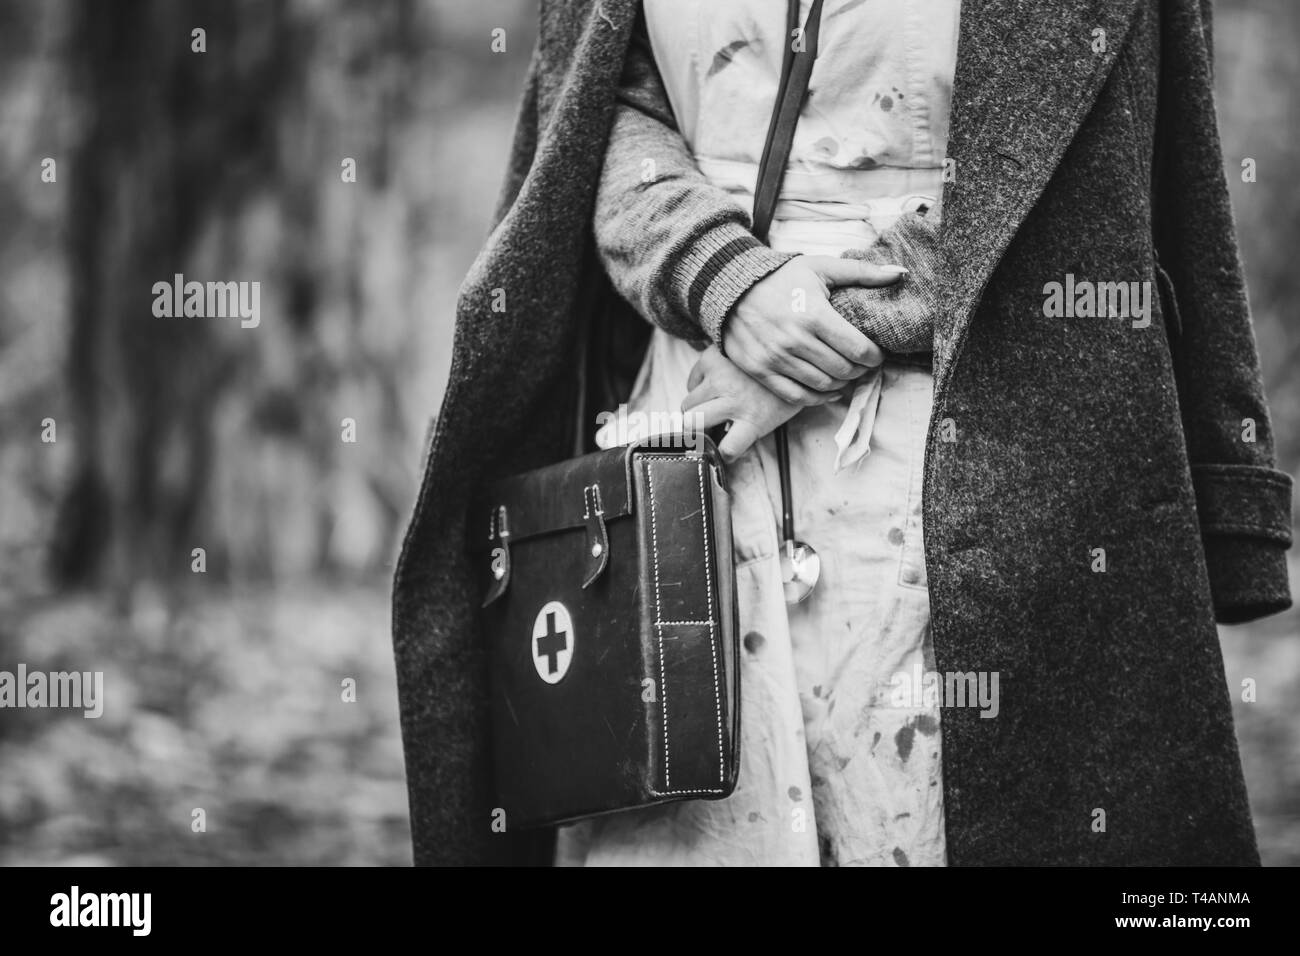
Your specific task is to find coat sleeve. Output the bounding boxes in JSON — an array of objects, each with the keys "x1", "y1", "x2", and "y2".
[
  {"x1": 594, "y1": 11, "x2": 944, "y2": 354},
  {"x1": 1154, "y1": 0, "x2": 1293, "y2": 624}
]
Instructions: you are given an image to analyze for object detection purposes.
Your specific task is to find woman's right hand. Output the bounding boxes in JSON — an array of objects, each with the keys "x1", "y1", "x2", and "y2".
[{"x1": 722, "y1": 255, "x2": 905, "y2": 405}]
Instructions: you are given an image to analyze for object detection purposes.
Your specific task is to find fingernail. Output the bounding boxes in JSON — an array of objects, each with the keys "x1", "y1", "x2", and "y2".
[{"x1": 880, "y1": 265, "x2": 909, "y2": 275}]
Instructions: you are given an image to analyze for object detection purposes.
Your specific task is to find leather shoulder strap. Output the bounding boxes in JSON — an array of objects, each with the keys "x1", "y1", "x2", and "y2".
[{"x1": 752, "y1": 0, "x2": 825, "y2": 241}]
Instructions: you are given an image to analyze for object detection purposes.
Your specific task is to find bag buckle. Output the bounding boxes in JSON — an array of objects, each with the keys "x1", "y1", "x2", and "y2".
[
  {"x1": 582, "y1": 484, "x2": 609, "y2": 588},
  {"x1": 481, "y1": 505, "x2": 511, "y2": 607}
]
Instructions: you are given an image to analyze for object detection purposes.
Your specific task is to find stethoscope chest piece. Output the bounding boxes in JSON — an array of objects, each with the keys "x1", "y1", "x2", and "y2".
[{"x1": 780, "y1": 538, "x2": 820, "y2": 604}]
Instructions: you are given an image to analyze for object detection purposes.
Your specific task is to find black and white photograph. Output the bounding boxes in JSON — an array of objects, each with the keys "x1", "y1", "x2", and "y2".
[{"x1": 1, "y1": 0, "x2": 1298, "y2": 912}]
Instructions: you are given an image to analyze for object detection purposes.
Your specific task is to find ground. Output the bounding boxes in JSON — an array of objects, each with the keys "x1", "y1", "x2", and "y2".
[
  {"x1": 0, "y1": 578, "x2": 411, "y2": 865},
  {"x1": 1, "y1": 560, "x2": 1296, "y2": 866}
]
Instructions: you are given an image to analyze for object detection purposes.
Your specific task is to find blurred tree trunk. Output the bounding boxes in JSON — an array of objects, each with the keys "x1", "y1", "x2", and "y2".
[{"x1": 51, "y1": 0, "x2": 291, "y2": 589}]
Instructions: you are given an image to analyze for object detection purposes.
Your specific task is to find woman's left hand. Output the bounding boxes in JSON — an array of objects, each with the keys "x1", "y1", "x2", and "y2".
[{"x1": 683, "y1": 345, "x2": 828, "y2": 462}]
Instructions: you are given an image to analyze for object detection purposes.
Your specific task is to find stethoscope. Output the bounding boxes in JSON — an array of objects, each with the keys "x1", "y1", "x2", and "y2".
[
  {"x1": 775, "y1": 429, "x2": 820, "y2": 603},
  {"x1": 736, "y1": 0, "x2": 934, "y2": 604},
  {"x1": 753, "y1": 0, "x2": 826, "y2": 605}
]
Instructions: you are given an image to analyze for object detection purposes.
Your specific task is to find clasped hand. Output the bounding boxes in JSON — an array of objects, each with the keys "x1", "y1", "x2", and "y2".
[{"x1": 683, "y1": 255, "x2": 903, "y2": 461}]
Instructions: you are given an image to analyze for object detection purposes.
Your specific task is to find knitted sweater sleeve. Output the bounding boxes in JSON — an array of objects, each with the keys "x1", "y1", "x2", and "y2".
[
  {"x1": 593, "y1": 10, "x2": 793, "y2": 346},
  {"x1": 594, "y1": 11, "x2": 945, "y2": 355}
]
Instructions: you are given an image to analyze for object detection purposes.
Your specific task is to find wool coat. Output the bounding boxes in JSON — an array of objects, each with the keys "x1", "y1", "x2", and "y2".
[{"x1": 392, "y1": 0, "x2": 1293, "y2": 865}]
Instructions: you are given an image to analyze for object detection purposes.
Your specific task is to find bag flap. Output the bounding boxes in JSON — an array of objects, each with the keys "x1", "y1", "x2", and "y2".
[{"x1": 468, "y1": 435, "x2": 724, "y2": 553}]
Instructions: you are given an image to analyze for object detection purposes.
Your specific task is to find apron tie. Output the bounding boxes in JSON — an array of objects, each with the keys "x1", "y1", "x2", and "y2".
[{"x1": 832, "y1": 369, "x2": 885, "y2": 472}]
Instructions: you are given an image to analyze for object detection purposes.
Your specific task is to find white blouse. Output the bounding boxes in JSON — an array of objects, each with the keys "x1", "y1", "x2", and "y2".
[{"x1": 644, "y1": 0, "x2": 961, "y2": 257}]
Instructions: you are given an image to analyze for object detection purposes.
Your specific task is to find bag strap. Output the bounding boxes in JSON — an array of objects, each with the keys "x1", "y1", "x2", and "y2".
[
  {"x1": 753, "y1": 0, "x2": 823, "y2": 545},
  {"x1": 753, "y1": 0, "x2": 824, "y2": 241}
]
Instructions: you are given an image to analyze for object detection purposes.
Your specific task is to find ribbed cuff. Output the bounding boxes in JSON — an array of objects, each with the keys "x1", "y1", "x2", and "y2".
[
  {"x1": 1191, "y1": 463, "x2": 1294, "y2": 624},
  {"x1": 670, "y1": 221, "x2": 795, "y2": 347}
]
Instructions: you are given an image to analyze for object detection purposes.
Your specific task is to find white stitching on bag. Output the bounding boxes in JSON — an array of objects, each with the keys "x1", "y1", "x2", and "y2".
[
  {"x1": 645, "y1": 460, "x2": 670, "y2": 791},
  {"x1": 695, "y1": 457, "x2": 725, "y2": 785},
  {"x1": 645, "y1": 456, "x2": 726, "y2": 797}
]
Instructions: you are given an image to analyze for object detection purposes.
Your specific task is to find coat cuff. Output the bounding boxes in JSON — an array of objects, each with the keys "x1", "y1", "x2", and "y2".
[
  {"x1": 1191, "y1": 463, "x2": 1294, "y2": 624},
  {"x1": 670, "y1": 221, "x2": 795, "y2": 347}
]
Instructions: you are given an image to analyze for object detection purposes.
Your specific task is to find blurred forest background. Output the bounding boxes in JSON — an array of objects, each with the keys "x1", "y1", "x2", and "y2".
[{"x1": 0, "y1": 0, "x2": 1296, "y2": 865}]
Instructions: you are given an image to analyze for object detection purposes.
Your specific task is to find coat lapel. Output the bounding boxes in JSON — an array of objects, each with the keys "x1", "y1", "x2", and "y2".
[{"x1": 933, "y1": 0, "x2": 1143, "y2": 395}]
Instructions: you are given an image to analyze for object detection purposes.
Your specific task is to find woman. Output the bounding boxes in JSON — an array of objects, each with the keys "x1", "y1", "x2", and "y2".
[{"x1": 392, "y1": 0, "x2": 1292, "y2": 866}]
